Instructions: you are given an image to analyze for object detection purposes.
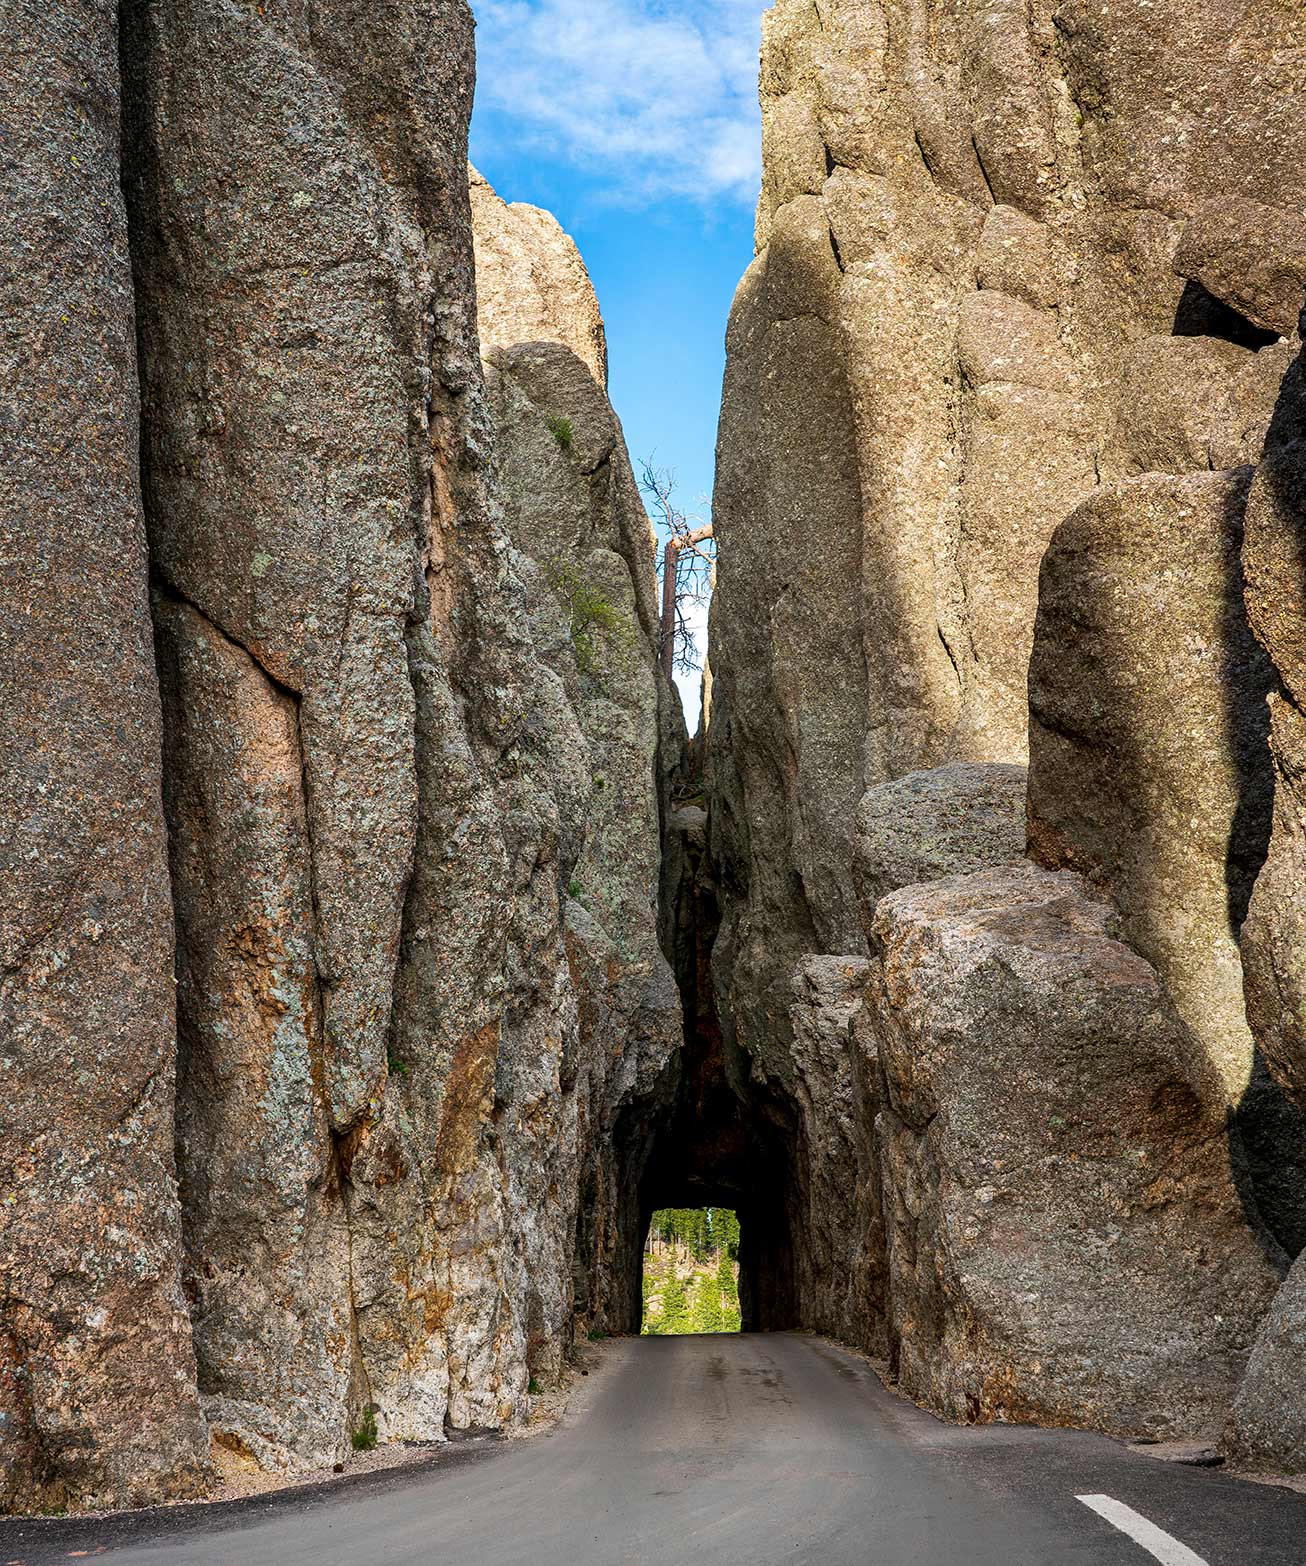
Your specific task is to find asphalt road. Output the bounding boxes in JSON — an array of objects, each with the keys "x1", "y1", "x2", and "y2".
[{"x1": 5, "y1": 1332, "x2": 1303, "y2": 1565}]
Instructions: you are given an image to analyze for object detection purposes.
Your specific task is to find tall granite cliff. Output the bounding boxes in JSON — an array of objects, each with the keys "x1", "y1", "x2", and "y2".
[
  {"x1": 704, "y1": 0, "x2": 1306, "y2": 1455},
  {"x1": 1, "y1": 3, "x2": 679, "y2": 1510},
  {"x1": 0, "y1": 0, "x2": 209, "y2": 1511},
  {"x1": 472, "y1": 171, "x2": 686, "y2": 1337},
  {"x1": 5, "y1": 0, "x2": 1306, "y2": 1516}
]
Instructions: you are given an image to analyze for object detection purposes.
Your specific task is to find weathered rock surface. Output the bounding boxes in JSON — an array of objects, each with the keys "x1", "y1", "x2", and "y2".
[
  {"x1": 1229, "y1": 1249, "x2": 1306, "y2": 1473},
  {"x1": 0, "y1": 0, "x2": 208, "y2": 1511},
  {"x1": 707, "y1": 1, "x2": 1305, "y2": 1281},
  {"x1": 153, "y1": 597, "x2": 356, "y2": 1474},
  {"x1": 871, "y1": 865, "x2": 1283, "y2": 1439},
  {"x1": 124, "y1": 0, "x2": 543, "y2": 1460},
  {"x1": 854, "y1": 764, "x2": 1027, "y2": 936},
  {"x1": 766, "y1": 768, "x2": 1030, "y2": 1361},
  {"x1": 1, "y1": 2, "x2": 683, "y2": 1502},
  {"x1": 786, "y1": 956, "x2": 883, "y2": 1354},
  {"x1": 481, "y1": 323, "x2": 684, "y2": 1335},
  {"x1": 1020, "y1": 476, "x2": 1265, "y2": 1039},
  {"x1": 113, "y1": 0, "x2": 677, "y2": 1483},
  {"x1": 1242, "y1": 335, "x2": 1306, "y2": 1115},
  {"x1": 1025, "y1": 472, "x2": 1306, "y2": 1252},
  {"x1": 704, "y1": 5, "x2": 1306, "y2": 1436},
  {"x1": 1175, "y1": 201, "x2": 1306, "y2": 339},
  {"x1": 471, "y1": 168, "x2": 608, "y2": 387}
]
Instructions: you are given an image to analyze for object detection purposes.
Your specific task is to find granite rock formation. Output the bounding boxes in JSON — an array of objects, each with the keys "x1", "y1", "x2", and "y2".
[
  {"x1": 871, "y1": 865, "x2": 1282, "y2": 1439},
  {"x1": 479, "y1": 301, "x2": 685, "y2": 1336},
  {"x1": 471, "y1": 169, "x2": 609, "y2": 387},
  {"x1": 854, "y1": 764, "x2": 1028, "y2": 934},
  {"x1": 0, "y1": 0, "x2": 208, "y2": 1511},
  {"x1": 7, "y1": 0, "x2": 1306, "y2": 1514},
  {"x1": 1231, "y1": 325, "x2": 1306, "y2": 1470},
  {"x1": 1, "y1": 0, "x2": 681, "y2": 1509},
  {"x1": 1026, "y1": 470, "x2": 1306, "y2": 1252},
  {"x1": 123, "y1": 0, "x2": 572, "y2": 1464},
  {"x1": 702, "y1": 0, "x2": 1306, "y2": 1460}
]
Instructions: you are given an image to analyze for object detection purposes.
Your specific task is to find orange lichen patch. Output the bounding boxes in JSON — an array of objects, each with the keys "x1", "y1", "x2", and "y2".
[
  {"x1": 422, "y1": 1286, "x2": 453, "y2": 1336},
  {"x1": 227, "y1": 920, "x2": 292, "y2": 1024},
  {"x1": 433, "y1": 1023, "x2": 499, "y2": 1177},
  {"x1": 210, "y1": 1426, "x2": 262, "y2": 1478}
]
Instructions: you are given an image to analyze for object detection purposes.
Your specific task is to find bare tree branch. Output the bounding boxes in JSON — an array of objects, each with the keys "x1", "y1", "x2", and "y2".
[{"x1": 640, "y1": 458, "x2": 716, "y2": 680}]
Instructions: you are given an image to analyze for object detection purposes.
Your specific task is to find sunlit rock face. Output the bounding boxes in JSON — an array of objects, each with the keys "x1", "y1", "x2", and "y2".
[
  {"x1": 2, "y1": 1, "x2": 683, "y2": 1511},
  {"x1": 1026, "y1": 471, "x2": 1306, "y2": 1252},
  {"x1": 871, "y1": 865, "x2": 1282, "y2": 1441},
  {"x1": 709, "y1": 0, "x2": 1306, "y2": 1085},
  {"x1": 0, "y1": 0, "x2": 209, "y2": 1512},
  {"x1": 704, "y1": 0, "x2": 1306, "y2": 1445},
  {"x1": 471, "y1": 168, "x2": 609, "y2": 387}
]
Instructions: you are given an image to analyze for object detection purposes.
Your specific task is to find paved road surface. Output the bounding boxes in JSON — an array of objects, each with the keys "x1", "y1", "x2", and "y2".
[{"x1": 5, "y1": 1333, "x2": 1303, "y2": 1565}]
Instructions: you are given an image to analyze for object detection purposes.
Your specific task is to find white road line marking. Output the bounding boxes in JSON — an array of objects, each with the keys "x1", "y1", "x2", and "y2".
[{"x1": 1076, "y1": 1494, "x2": 1209, "y2": 1566}]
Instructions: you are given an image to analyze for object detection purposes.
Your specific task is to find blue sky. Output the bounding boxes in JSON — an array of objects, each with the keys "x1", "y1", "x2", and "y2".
[{"x1": 470, "y1": 0, "x2": 764, "y2": 716}]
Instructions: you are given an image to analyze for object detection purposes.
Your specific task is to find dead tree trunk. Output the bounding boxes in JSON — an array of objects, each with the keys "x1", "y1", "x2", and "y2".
[{"x1": 660, "y1": 524, "x2": 714, "y2": 680}]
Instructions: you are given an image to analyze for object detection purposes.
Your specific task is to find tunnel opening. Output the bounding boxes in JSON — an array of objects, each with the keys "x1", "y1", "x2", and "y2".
[
  {"x1": 641, "y1": 1208, "x2": 742, "y2": 1334},
  {"x1": 629, "y1": 755, "x2": 806, "y2": 1340}
]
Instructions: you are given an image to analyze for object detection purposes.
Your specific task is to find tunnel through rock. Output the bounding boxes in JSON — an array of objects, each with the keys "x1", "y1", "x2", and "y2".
[{"x1": 594, "y1": 760, "x2": 818, "y2": 1343}]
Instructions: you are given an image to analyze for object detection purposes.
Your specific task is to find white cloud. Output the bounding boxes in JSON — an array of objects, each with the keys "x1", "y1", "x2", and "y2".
[{"x1": 472, "y1": 0, "x2": 764, "y2": 206}]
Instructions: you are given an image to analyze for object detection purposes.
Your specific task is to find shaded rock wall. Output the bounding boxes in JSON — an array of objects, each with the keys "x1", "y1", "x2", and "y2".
[
  {"x1": 1232, "y1": 326, "x2": 1306, "y2": 1469},
  {"x1": 0, "y1": 0, "x2": 208, "y2": 1511},
  {"x1": 123, "y1": 0, "x2": 579, "y2": 1462},
  {"x1": 476, "y1": 171, "x2": 687, "y2": 1333}
]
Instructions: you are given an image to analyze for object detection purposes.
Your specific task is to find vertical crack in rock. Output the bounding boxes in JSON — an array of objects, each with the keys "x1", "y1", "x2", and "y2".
[
  {"x1": 152, "y1": 584, "x2": 358, "y2": 1472},
  {"x1": 0, "y1": 0, "x2": 209, "y2": 1512}
]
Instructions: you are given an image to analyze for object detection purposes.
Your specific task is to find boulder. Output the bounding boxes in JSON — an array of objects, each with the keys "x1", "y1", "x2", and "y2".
[
  {"x1": 871, "y1": 865, "x2": 1284, "y2": 1439},
  {"x1": 1027, "y1": 470, "x2": 1306, "y2": 1251},
  {"x1": 1228, "y1": 1252, "x2": 1306, "y2": 1473},
  {"x1": 854, "y1": 763, "x2": 1027, "y2": 935},
  {"x1": 1175, "y1": 200, "x2": 1306, "y2": 338}
]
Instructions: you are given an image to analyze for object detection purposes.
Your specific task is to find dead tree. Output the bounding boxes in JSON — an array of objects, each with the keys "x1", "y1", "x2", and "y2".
[{"x1": 639, "y1": 459, "x2": 715, "y2": 681}]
